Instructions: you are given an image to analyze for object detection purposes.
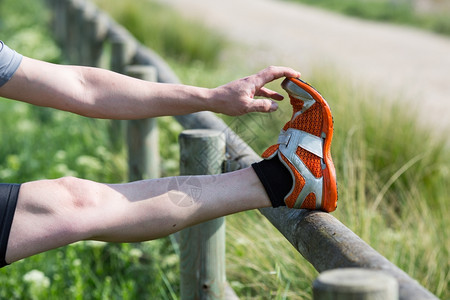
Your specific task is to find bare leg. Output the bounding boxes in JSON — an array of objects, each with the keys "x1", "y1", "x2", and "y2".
[{"x1": 5, "y1": 167, "x2": 270, "y2": 263}]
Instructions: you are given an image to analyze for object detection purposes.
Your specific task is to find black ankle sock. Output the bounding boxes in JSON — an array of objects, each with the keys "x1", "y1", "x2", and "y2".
[{"x1": 251, "y1": 157, "x2": 293, "y2": 207}]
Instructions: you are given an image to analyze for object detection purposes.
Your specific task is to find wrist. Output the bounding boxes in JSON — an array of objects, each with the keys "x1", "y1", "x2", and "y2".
[
  {"x1": 165, "y1": 84, "x2": 214, "y2": 114},
  {"x1": 202, "y1": 87, "x2": 220, "y2": 113}
]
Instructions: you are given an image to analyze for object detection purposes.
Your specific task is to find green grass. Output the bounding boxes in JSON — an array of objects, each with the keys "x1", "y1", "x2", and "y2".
[
  {"x1": 1, "y1": 239, "x2": 180, "y2": 299},
  {"x1": 92, "y1": 0, "x2": 227, "y2": 68},
  {"x1": 1, "y1": 0, "x2": 449, "y2": 299},
  {"x1": 285, "y1": 0, "x2": 450, "y2": 36},
  {"x1": 0, "y1": 0, "x2": 60, "y2": 62}
]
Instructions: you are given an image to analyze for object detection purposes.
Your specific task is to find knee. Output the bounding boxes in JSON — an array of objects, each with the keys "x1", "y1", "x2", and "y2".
[
  {"x1": 52, "y1": 177, "x2": 106, "y2": 238},
  {"x1": 9, "y1": 177, "x2": 106, "y2": 250},
  {"x1": 54, "y1": 176, "x2": 102, "y2": 211}
]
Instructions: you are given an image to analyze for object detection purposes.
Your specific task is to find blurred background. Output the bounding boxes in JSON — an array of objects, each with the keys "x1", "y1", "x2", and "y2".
[{"x1": 0, "y1": 0, "x2": 448, "y2": 299}]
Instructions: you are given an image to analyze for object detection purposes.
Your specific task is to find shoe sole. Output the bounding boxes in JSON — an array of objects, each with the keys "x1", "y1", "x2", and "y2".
[{"x1": 282, "y1": 78, "x2": 338, "y2": 212}]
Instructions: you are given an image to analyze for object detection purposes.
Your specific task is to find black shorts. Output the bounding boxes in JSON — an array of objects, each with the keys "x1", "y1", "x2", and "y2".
[{"x1": 0, "y1": 184, "x2": 20, "y2": 268}]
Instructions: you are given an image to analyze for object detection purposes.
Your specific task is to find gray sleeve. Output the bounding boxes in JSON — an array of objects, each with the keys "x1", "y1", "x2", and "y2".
[{"x1": 0, "y1": 41, "x2": 23, "y2": 87}]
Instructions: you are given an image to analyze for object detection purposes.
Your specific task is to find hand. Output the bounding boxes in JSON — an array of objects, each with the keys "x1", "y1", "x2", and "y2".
[{"x1": 209, "y1": 66, "x2": 301, "y2": 116}]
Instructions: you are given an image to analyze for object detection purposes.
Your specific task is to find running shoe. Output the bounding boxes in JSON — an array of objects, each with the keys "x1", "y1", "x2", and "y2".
[{"x1": 262, "y1": 77, "x2": 338, "y2": 212}]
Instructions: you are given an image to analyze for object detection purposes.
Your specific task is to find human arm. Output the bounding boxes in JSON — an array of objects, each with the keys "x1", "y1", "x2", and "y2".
[{"x1": 0, "y1": 56, "x2": 300, "y2": 119}]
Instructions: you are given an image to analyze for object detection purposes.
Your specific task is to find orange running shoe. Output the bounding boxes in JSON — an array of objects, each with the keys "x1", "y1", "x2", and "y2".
[{"x1": 261, "y1": 77, "x2": 338, "y2": 212}]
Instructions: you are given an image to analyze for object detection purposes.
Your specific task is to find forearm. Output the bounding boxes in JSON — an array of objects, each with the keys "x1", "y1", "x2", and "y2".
[
  {"x1": 0, "y1": 57, "x2": 213, "y2": 119},
  {"x1": 80, "y1": 66, "x2": 214, "y2": 119}
]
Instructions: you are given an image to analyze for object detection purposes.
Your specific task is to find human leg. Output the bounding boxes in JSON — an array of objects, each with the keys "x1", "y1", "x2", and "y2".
[{"x1": 5, "y1": 167, "x2": 270, "y2": 264}]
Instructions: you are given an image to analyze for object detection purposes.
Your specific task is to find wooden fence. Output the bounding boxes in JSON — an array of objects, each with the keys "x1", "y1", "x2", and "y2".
[{"x1": 45, "y1": 0, "x2": 439, "y2": 299}]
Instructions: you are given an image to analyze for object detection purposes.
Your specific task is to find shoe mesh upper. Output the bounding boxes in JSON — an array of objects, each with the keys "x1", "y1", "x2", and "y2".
[
  {"x1": 284, "y1": 101, "x2": 323, "y2": 137},
  {"x1": 261, "y1": 144, "x2": 279, "y2": 159},
  {"x1": 297, "y1": 148, "x2": 322, "y2": 178},
  {"x1": 302, "y1": 193, "x2": 316, "y2": 209}
]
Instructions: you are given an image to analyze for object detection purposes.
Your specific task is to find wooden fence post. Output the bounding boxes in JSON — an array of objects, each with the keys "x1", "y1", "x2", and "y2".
[
  {"x1": 56, "y1": 0, "x2": 71, "y2": 56},
  {"x1": 125, "y1": 65, "x2": 160, "y2": 181},
  {"x1": 48, "y1": 0, "x2": 67, "y2": 45},
  {"x1": 78, "y1": 0, "x2": 105, "y2": 66},
  {"x1": 108, "y1": 36, "x2": 136, "y2": 151},
  {"x1": 66, "y1": 0, "x2": 83, "y2": 63},
  {"x1": 313, "y1": 268, "x2": 398, "y2": 300},
  {"x1": 178, "y1": 129, "x2": 227, "y2": 300},
  {"x1": 73, "y1": 0, "x2": 89, "y2": 64}
]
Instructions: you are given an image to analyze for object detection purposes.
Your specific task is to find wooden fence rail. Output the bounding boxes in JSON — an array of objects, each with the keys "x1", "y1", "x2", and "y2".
[{"x1": 44, "y1": 0, "x2": 438, "y2": 299}]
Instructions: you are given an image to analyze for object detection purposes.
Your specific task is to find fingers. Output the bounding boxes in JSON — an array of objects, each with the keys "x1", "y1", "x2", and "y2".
[
  {"x1": 254, "y1": 66, "x2": 301, "y2": 87},
  {"x1": 256, "y1": 87, "x2": 284, "y2": 101},
  {"x1": 248, "y1": 66, "x2": 300, "y2": 113},
  {"x1": 251, "y1": 66, "x2": 300, "y2": 104},
  {"x1": 211, "y1": 66, "x2": 299, "y2": 116}
]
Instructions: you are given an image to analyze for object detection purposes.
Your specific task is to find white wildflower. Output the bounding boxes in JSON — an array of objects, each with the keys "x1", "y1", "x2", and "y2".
[
  {"x1": 129, "y1": 248, "x2": 143, "y2": 260},
  {"x1": 72, "y1": 259, "x2": 81, "y2": 267},
  {"x1": 23, "y1": 270, "x2": 50, "y2": 289},
  {"x1": 55, "y1": 150, "x2": 66, "y2": 161}
]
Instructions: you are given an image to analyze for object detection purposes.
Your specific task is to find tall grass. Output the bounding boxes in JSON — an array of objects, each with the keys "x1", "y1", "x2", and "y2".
[{"x1": 1, "y1": 0, "x2": 448, "y2": 299}]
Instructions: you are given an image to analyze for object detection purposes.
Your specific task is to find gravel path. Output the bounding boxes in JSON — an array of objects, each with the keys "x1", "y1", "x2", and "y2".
[{"x1": 164, "y1": 0, "x2": 450, "y2": 134}]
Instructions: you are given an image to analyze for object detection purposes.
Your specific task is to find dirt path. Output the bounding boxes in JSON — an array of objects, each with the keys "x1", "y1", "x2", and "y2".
[{"x1": 164, "y1": 0, "x2": 450, "y2": 134}]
